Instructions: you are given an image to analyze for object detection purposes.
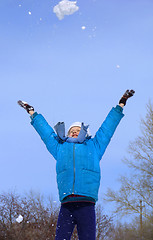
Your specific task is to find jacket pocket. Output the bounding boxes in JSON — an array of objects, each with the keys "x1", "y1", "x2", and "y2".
[{"x1": 80, "y1": 169, "x2": 101, "y2": 197}]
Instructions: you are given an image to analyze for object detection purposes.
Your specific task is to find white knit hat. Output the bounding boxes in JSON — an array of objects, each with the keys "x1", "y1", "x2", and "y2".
[{"x1": 67, "y1": 122, "x2": 91, "y2": 136}]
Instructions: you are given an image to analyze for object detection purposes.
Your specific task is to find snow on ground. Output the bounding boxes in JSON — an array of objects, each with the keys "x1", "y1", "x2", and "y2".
[{"x1": 53, "y1": 0, "x2": 79, "y2": 20}]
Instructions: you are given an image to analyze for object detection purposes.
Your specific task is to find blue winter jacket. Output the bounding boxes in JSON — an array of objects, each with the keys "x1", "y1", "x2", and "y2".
[{"x1": 30, "y1": 105, "x2": 124, "y2": 202}]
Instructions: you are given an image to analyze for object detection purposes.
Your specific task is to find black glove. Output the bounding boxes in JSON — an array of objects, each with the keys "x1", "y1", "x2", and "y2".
[
  {"x1": 17, "y1": 100, "x2": 34, "y2": 113},
  {"x1": 119, "y1": 90, "x2": 135, "y2": 106}
]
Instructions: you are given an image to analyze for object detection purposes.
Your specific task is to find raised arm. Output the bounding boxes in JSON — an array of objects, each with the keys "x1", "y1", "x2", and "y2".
[
  {"x1": 93, "y1": 89, "x2": 135, "y2": 159},
  {"x1": 17, "y1": 100, "x2": 58, "y2": 160}
]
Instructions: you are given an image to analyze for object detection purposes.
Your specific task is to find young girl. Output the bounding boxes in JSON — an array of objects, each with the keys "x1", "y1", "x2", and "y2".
[{"x1": 18, "y1": 89, "x2": 135, "y2": 240}]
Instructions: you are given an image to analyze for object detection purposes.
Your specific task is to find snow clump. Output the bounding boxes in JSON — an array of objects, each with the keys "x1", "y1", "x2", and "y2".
[
  {"x1": 16, "y1": 215, "x2": 23, "y2": 223},
  {"x1": 53, "y1": 0, "x2": 79, "y2": 20}
]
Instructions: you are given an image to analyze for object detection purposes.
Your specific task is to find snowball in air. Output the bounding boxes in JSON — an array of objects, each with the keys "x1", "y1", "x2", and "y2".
[
  {"x1": 53, "y1": 0, "x2": 79, "y2": 20},
  {"x1": 16, "y1": 215, "x2": 23, "y2": 223},
  {"x1": 81, "y1": 26, "x2": 86, "y2": 30},
  {"x1": 116, "y1": 65, "x2": 120, "y2": 68},
  {"x1": 28, "y1": 11, "x2": 32, "y2": 15}
]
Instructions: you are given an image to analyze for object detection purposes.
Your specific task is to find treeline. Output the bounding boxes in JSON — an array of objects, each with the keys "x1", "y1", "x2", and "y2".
[
  {"x1": 0, "y1": 190, "x2": 153, "y2": 240},
  {"x1": 0, "y1": 191, "x2": 113, "y2": 240},
  {"x1": 0, "y1": 191, "x2": 58, "y2": 240}
]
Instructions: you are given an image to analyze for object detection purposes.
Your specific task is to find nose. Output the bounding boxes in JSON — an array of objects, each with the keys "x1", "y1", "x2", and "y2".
[{"x1": 72, "y1": 131, "x2": 77, "y2": 136}]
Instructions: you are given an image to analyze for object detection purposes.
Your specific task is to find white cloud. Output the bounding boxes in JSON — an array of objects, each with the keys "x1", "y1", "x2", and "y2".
[
  {"x1": 16, "y1": 215, "x2": 23, "y2": 223},
  {"x1": 53, "y1": 0, "x2": 79, "y2": 20}
]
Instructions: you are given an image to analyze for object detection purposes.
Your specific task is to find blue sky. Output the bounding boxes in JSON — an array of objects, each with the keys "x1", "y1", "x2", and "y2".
[{"x1": 1, "y1": 0, "x2": 153, "y2": 222}]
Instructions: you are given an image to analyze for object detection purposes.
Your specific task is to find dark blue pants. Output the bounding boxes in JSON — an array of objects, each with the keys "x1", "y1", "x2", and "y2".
[{"x1": 55, "y1": 202, "x2": 96, "y2": 240}]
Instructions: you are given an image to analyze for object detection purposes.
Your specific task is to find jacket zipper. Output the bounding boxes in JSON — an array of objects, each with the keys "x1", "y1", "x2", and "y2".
[{"x1": 72, "y1": 143, "x2": 75, "y2": 194}]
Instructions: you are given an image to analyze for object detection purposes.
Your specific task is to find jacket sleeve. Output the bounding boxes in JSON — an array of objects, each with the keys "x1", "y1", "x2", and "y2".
[
  {"x1": 93, "y1": 105, "x2": 124, "y2": 160},
  {"x1": 30, "y1": 113, "x2": 58, "y2": 160}
]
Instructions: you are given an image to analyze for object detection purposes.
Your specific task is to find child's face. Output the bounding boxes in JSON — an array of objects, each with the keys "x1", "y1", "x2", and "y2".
[{"x1": 68, "y1": 126, "x2": 81, "y2": 138}]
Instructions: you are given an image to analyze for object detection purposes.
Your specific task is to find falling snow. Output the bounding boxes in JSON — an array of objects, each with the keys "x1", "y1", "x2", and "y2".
[
  {"x1": 16, "y1": 215, "x2": 23, "y2": 223},
  {"x1": 53, "y1": 0, "x2": 79, "y2": 20}
]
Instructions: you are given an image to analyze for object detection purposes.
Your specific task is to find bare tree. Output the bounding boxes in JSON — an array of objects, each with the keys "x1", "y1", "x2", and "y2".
[
  {"x1": 96, "y1": 204, "x2": 113, "y2": 240},
  {"x1": 108, "y1": 215, "x2": 153, "y2": 240},
  {"x1": 0, "y1": 191, "x2": 21, "y2": 239},
  {"x1": 0, "y1": 191, "x2": 59, "y2": 239},
  {"x1": 105, "y1": 101, "x2": 153, "y2": 230}
]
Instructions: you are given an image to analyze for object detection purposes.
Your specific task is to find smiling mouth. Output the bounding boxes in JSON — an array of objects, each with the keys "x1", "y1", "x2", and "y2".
[{"x1": 72, "y1": 134, "x2": 78, "y2": 138}]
